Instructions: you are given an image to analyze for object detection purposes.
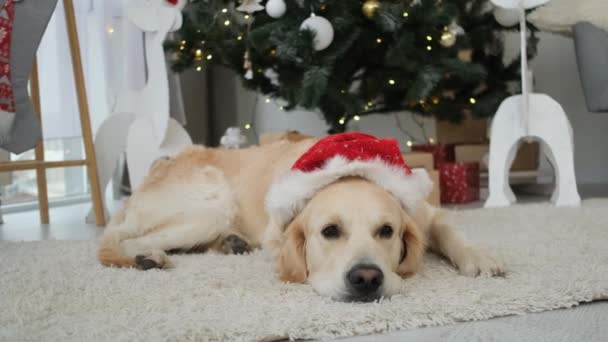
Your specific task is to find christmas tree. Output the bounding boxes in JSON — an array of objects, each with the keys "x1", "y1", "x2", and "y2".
[{"x1": 167, "y1": 0, "x2": 538, "y2": 133}]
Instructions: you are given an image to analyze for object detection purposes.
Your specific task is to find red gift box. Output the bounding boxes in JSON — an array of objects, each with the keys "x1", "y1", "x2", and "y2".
[
  {"x1": 411, "y1": 144, "x2": 455, "y2": 169},
  {"x1": 439, "y1": 162, "x2": 480, "y2": 204}
]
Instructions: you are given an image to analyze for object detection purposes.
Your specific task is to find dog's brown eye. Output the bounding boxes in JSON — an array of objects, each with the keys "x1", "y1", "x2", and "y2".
[
  {"x1": 378, "y1": 225, "x2": 393, "y2": 239},
  {"x1": 321, "y1": 225, "x2": 340, "y2": 239}
]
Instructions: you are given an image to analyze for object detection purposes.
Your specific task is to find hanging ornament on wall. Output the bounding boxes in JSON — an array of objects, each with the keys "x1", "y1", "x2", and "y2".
[
  {"x1": 493, "y1": 7, "x2": 520, "y2": 27},
  {"x1": 243, "y1": 49, "x2": 253, "y2": 79},
  {"x1": 236, "y1": 0, "x2": 263, "y2": 80},
  {"x1": 164, "y1": 0, "x2": 188, "y2": 8},
  {"x1": 362, "y1": 0, "x2": 380, "y2": 19},
  {"x1": 236, "y1": 0, "x2": 264, "y2": 13},
  {"x1": 300, "y1": 14, "x2": 334, "y2": 51},
  {"x1": 266, "y1": 0, "x2": 286, "y2": 18}
]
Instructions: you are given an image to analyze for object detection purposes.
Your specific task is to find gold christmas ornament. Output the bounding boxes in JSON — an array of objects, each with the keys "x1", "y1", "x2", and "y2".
[
  {"x1": 194, "y1": 49, "x2": 203, "y2": 61},
  {"x1": 362, "y1": 0, "x2": 380, "y2": 19},
  {"x1": 439, "y1": 30, "x2": 456, "y2": 47},
  {"x1": 442, "y1": 90, "x2": 456, "y2": 100},
  {"x1": 458, "y1": 48, "x2": 473, "y2": 63}
]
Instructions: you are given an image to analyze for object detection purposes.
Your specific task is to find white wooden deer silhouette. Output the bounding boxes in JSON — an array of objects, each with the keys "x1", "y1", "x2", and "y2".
[
  {"x1": 88, "y1": 0, "x2": 192, "y2": 222},
  {"x1": 485, "y1": 0, "x2": 581, "y2": 207}
]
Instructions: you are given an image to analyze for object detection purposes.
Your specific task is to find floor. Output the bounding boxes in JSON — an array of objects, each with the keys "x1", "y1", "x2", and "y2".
[{"x1": 1, "y1": 194, "x2": 607, "y2": 342}]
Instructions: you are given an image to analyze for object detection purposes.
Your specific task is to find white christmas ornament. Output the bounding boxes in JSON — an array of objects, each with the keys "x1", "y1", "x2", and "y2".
[
  {"x1": 220, "y1": 127, "x2": 247, "y2": 149},
  {"x1": 236, "y1": 0, "x2": 264, "y2": 14},
  {"x1": 264, "y1": 68, "x2": 280, "y2": 86},
  {"x1": 493, "y1": 7, "x2": 520, "y2": 26},
  {"x1": 448, "y1": 21, "x2": 465, "y2": 35},
  {"x1": 300, "y1": 15, "x2": 334, "y2": 51},
  {"x1": 491, "y1": 0, "x2": 550, "y2": 8},
  {"x1": 266, "y1": 0, "x2": 286, "y2": 18},
  {"x1": 89, "y1": 0, "x2": 193, "y2": 221}
]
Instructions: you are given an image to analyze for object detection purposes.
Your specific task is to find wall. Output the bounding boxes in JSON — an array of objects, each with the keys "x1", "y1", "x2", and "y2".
[
  {"x1": 231, "y1": 32, "x2": 608, "y2": 185},
  {"x1": 180, "y1": 68, "x2": 210, "y2": 145}
]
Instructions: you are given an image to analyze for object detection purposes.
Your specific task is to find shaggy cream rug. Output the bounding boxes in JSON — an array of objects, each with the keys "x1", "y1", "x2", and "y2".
[{"x1": 1, "y1": 200, "x2": 608, "y2": 341}]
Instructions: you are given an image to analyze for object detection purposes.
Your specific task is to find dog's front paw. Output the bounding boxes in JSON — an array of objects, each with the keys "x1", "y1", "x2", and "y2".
[
  {"x1": 221, "y1": 234, "x2": 251, "y2": 255},
  {"x1": 456, "y1": 248, "x2": 504, "y2": 277},
  {"x1": 135, "y1": 250, "x2": 173, "y2": 270}
]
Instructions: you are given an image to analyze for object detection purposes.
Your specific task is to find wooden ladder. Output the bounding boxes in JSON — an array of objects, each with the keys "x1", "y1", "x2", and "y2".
[{"x1": 0, "y1": 0, "x2": 105, "y2": 226}]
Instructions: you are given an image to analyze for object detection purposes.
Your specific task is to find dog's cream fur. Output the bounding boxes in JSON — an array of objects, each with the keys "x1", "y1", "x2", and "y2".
[{"x1": 98, "y1": 140, "x2": 503, "y2": 301}]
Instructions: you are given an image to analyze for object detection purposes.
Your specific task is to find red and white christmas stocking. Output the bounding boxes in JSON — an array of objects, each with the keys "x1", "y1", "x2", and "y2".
[
  {"x1": 0, "y1": 0, "x2": 15, "y2": 141},
  {"x1": 0, "y1": 0, "x2": 58, "y2": 154}
]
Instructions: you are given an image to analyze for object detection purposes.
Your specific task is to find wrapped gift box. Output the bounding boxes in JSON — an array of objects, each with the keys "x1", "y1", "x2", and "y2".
[
  {"x1": 259, "y1": 131, "x2": 315, "y2": 145},
  {"x1": 402, "y1": 152, "x2": 434, "y2": 171},
  {"x1": 439, "y1": 162, "x2": 480, "y2": 204},
  {"x1": 411, "y1": 144, "x2": 455, "y2": 169},
  {"x1": 435, "y1": 114, "x2": 488, "y2": 144},
  {"x1": 427, "y1": 170, "x2": 440, "y2": 207},
  {"x1": 455, "y1": 142, "x2": 540, "y2": 171},
  {"x1": 402, "y1": 151, "x2": 440, "y2": 206}
]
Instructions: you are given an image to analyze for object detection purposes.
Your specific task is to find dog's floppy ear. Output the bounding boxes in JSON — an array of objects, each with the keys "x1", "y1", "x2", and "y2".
[
  {"x1": 397, "y1": 210, "x2": 426, "y2": 277},
  {"x1": 276, "y1": 218, "x2": 307, "y2": 283}
]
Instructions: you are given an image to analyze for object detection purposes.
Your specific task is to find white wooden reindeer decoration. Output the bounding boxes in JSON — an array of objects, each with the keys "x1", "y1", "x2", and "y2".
[
  {"x1": 88, "y1": 0, "x2": 192, "y2": 222},
  {"x1": 485, "y1": 0, "x2": 581, "y2": 207}
]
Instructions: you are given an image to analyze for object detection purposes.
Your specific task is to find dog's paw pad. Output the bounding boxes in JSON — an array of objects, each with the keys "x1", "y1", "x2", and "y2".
[
  {"x1": 134, "y1": 251, "x2": 172, "y2": 270},
  {"x1": 135, "y1": 255, "x2": 160, "y2": 270},
  {"x1": 222, "y1": 235, "x2": 251, "y2": 255},
  {"x1": 457, "y1": 249, "x2": 505, "y2": 278}
]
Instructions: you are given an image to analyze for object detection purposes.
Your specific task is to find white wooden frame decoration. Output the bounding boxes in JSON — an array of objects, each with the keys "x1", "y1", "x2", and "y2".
[
  {"x1": 88, "y1": 0, "x2": 192, "y2": 223},
  {"x1": 485, "y1": 0, "x2": 581, "y2": 208}
]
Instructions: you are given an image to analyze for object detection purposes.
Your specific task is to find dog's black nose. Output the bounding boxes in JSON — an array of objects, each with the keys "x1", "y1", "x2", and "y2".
[{"x1": 346, "y1": 264, "x2": 384, "y2": 297}]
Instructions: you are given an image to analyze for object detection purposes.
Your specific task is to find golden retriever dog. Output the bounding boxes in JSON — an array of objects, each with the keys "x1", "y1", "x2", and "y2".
[{"x1": 98, "y1": 133, "x2": 503, "y2": 302}]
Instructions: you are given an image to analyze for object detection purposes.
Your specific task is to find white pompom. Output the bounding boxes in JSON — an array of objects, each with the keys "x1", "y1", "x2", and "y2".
[
  {"x1": 489, "y1": 0, "x2": 550, "y2": 10},
  {"x1": 299, "y1": 15, "x2": 334, "y2": 51},
  {"x1": 266, "y1": 0, "x2": 286, "y2": 18},
  {"x1": 264, "y1": 68, "x2": 280, "y2": 86},
  {"x1": 244, "y1": 69, "x2": 254, "y2": 80},
  {"x1": 494, "y1": 7, "x2": 520, "y2": 26}
]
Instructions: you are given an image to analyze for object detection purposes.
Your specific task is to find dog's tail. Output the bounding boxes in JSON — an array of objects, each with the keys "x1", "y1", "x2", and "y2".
[{"x1": 97, "y1": 208, "x2": 136, "y2": 268}]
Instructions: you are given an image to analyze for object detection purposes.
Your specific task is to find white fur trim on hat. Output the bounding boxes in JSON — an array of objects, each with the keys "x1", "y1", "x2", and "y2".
[{"x1": 265, "y1": 156, "x2": 433, "y2": 229}]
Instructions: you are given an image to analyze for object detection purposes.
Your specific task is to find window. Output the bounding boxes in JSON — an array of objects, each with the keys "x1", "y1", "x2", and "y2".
[{"x1": 1, "y1": 0, "x2": 125, "y2": 209}]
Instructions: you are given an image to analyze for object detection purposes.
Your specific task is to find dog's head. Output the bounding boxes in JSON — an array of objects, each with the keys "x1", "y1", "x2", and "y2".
[{"x1": 273, "y1": 177, "x2": 425, "y2": 302}]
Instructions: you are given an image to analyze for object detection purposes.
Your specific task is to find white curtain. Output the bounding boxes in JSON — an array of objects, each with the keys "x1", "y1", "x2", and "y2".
[{"x1": 37, "y1": 0, "x2": 141, "y2": 138}]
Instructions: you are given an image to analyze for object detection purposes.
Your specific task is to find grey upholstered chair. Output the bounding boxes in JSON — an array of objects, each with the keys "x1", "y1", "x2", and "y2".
[{"x1": 573, "y1": 22, "x2": 608, "y2": 113}]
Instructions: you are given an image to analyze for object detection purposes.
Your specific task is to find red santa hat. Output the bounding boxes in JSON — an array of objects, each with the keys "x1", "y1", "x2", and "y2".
[{"x1": 265, "y1": 132, "x2": 433, "y2": 228}]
